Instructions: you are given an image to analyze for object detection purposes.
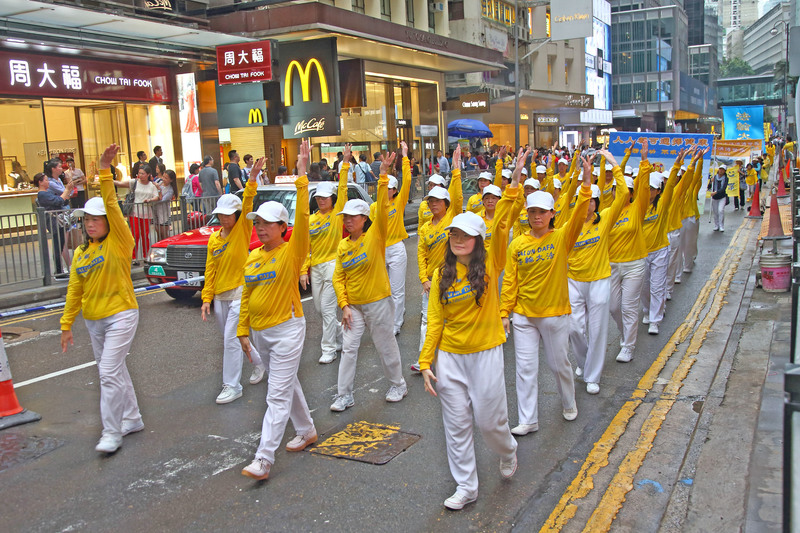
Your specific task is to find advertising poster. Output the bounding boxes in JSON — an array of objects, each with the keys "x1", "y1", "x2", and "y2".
[{"x1": 176, "y1": 73, "x2": 202, "y2": 170}]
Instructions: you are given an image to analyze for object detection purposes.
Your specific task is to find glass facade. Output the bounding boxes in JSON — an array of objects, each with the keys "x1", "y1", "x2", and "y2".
[{"x1": 611, "y1": 18, "x2": 675, "y2": 76}]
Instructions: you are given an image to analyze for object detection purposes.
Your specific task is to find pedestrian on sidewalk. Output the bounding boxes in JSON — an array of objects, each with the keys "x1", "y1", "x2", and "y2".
[
  {"x1": 708, "y1": 164, "x2": 729, "y2": 232},
  {"x1": 299, "y1": 145, "x2": 351, "y2": 365},
  {"x1": 330, "y1": 151, "x2": 408, "y2": 412},
  {"x1": 501, "y1": 151, "x2": 593, "y2": 435},
  {"x1": 239, "y1": 140, "x2": 316, "y2": 481},
  {"x1": 35, "y1": 171, "x2": 75, "y2": 279},
  {"x1": 369, "y1": 141, "x2": 413, "y2": 336},
  {"x1": 200, "y1": 158, "x2": 267, "y2": 405},
  {"x1": 419, "y1": 150, "x2": 525, "y2": 511},
  {"x1": 60, "y1": 143, "x2": 144, "y2": 454}
]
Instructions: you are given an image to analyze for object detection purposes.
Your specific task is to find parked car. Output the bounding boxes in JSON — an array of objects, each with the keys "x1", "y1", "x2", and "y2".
[{"x1": 144, "y1": 182, "x2": 373, "y2": 299}]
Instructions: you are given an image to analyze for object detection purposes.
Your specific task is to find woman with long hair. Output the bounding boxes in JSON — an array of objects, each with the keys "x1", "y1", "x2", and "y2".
[
  {"x1": 200, "y1": 159, "x2": 267, "y2": 404},
  {"x1": 300, "y1": 144, "x2": 351, "y2": 364},
  {"x1": 501, "y1": 152, "x2": 593, "y2": 436},
  {"x1": 330, "y1": 152, "x2": 408, "y2": 411},
  {"x1": 419, "y1": 149, "x2": 527, "y2": 511},
  {"x1": 239, "y1": 140, "x2": 315, "y2": 481},
  {"x1": 60, "y1": 144, "x2": 143, "y2": 454}
]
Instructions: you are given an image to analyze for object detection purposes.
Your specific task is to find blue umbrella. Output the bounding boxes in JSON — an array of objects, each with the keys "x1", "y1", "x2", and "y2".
[{"x1": 447, "y1": 119, "x2": 493, "y2": 138}]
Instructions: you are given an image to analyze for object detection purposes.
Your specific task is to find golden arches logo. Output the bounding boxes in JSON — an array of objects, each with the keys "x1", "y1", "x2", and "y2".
[
  {"x1": 248, "y1": 108, "x2": 263, "y2": 124},
  {"x1": 284, "y1": 58, "x2": 330, "y2": 107}
]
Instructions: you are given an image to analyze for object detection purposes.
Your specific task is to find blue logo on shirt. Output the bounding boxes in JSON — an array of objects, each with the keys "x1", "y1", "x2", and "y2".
[
  {"x1": 310, "y1": 221, "x2": 330, "y2": 236},
  {"x1": 342, "y1": 252, "x2": 367, "y2": 269},
  {"x1": 212, "y1": 242, "x2": 229, "y2": 257},
  {"x1": 76, "y1": 256, "x2": 104, "y2": 275}
]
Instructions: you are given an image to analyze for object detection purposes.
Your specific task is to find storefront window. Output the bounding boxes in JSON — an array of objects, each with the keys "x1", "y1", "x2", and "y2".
[{"x1": 0, "y1": 99, "x2": 46, "y2": 190}]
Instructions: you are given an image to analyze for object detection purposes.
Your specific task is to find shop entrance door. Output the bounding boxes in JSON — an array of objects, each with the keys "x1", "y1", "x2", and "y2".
[{"x1": 77, "y1": 103, "x2": 130, "y2": 179}]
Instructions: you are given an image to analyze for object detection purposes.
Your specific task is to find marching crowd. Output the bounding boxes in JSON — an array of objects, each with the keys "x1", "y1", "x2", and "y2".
[{"x1": 58, "y1": 135, "x2": 772, "y2": 511}]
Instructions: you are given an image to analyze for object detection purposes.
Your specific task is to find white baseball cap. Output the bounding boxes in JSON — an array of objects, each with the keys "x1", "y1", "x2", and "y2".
[
  {"x1": 212, "y1": 194, "x2": 243, "y2": 215},
  {"x1": 337, "y1": 199, "x2": 370, "y2": 216},
  {"x1": 553, "y1": 178, "x2": 563, "y2": 189},
  {"x1": 526, "y1": 190, "x2": 555, "y2": 210},
  {"x1": 718, "y1": 164, "x2": 727, "y2": 171},
  {"x1": 592, "y1": 167, "x2": 600, "y2": 176},
  {"x1": 591, "y1": 184, "x2": 601, "y2": 199},
  {"x1": 315, "y1": 182, "x2": 336, "y2": 198},
  {"x1": 501, "y1": 169, "x2": 513, "y2": 180},
  {"x1": 478, "y1": 171, "x2": 493, "y2": 182},
  {"x1": 73, "y1": 196, "x2": 106, "y2": 217},
  {"x1": 428, "y1": 174, "x2": 446, "y2": 186},
  {"x1": 536, "y1": 165, "x2": 547, "y2": 174},
  {"x1": 447, "y1": 212, "x2": 487, "y2": 240},
  {"x1": 680, "y1": 165, "x2": 687, "y2": 173},
  {"x1": 524, "y1": 178, "x2": 540, "y2": 189},
  {"x1": 482, "y1": 184, "x2": 502, "y2": 198},
  {"x1": 558, "y1": 158, "x2": 569, "y2": 166},
  {"x1": 387, "y1": 175, "x2": 398, "y2": 189},
  {"x1": 649, "y1": 172, "x2": 665, "y2": 189},
  {"x1": 632, "y1": 167, "x2": 639, "y2": 176},
  {"x1": 247, "y1": 201, "x2": 289, "y2": 223},
  {"x1": 521, "y1": 167, "x2": 528, "y2": 175},
  {"x1": 426, "y1": 187, "x2": 451, "y2": 202},
  {"x1": 624, "y1": 166, "x2": 633, "y2": 175},
  {"x1": 605, "y1": 163, "x2": 613, "y2": 171},
  {"x1": 624, "y1": 176, "x2": 635, "y2": 188}
]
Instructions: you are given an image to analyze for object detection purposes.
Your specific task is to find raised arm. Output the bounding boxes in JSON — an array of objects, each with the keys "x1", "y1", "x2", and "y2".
[
  {"x1": 290, "y1": 140, "x2": 311, "y2": 269},
  {"x1": 99, "y1": 145, "x2": 135, "y2": 250},
  {"x1": 397, "y1": 141, "x2": 412, "y2": 206},
  {"x1": 563, "y1": 155, "x2": 594, "y2": 249},
  {"x1": 491, "y1": 148, "x2": 527, "y2": 271},
  {"x1": 447, "y1": 146, "x2": 464, "y2": 217},
  {"x1": 493, "y1": 146, "x2": 506, "y2": 187},
  {"x1": 597, "y1": 150, "x2": 629, "y2": 224},
  {"x1": 374, "y1": 151, "x2": 397, "y2": 247}
]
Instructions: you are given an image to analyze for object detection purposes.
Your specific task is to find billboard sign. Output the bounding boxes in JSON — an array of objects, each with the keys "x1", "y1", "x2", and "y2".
[
  {"x1": 216, "y1": 40, "x2": 275, "y2": 86},
  {"x1": 550, "y1": 0, "x2": 593, "y2": 41}
]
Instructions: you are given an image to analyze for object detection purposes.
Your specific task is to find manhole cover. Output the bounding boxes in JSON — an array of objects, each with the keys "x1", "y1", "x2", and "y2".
[
  {"x1": 311, "y1": 421, "x2": 420, "y2": 465},
  {"x1": 1, "y1": 326, "x2": 38, "y2": 344},
  {"x1": 0, "y1": 433, "x2": 64, "y2": 472}
]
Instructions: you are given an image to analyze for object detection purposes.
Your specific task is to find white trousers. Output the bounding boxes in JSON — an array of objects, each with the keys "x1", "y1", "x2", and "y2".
[
  {"x1": 679, "y1": 217, "x2": 698, "y2": 273},
  {"x1": 338, "y1": 296, "x2": 405, "y2": 396},
  {"x1": 711, "y1": 198, "x2": 725, "y2": 230},
  {"x1": 512, "y1": 314, "x2": 576, "y2": 426},
  {"x1": 310, "y1": 259, "x2": 342, "y2": 358},
  {"x1": 251, "y1": 316, "x2": 315, "y2": 465},
  {"x1": 610, "y1": 258, "x2": 646, "y2": 350},
  {"x1": 419, "y1": 289, "x2": 429, "y2": 352},
  {"x1": 568, "y1": 277, "x2": 611, "y2": 384},
  {"x1": 666, "y1": 229, "x2": 682, "y2": 294},
  {"x1": 385, "y1": 242, "x2": 407, "y2": 334},
  {"x1": 215, "y1": 298, "x2": 263, "y2": 392},
  {"x1": 84, "y1": 308, "x2": 141, "y2": 439},
  {"x1": 437, "y1": 346, "x2": 517, "y2": 498},
  {"x1": 642, "y1": 246, "x2": 670, "y2": 325}
]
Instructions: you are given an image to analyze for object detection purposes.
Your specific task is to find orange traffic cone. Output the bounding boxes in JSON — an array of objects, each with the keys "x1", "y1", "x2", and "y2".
[
  {"x1": 0, "y1": 328, "x2": 41, "y2": 429},
  {"x1": 766, "y1": 191, "x2": 785, "y2": 237},
  {"x1": 777, "y1": 161, "x2": 789, "y2": 197},
  {"x1": 745, "y1": 182, "x2": 762, "y2": 219}
]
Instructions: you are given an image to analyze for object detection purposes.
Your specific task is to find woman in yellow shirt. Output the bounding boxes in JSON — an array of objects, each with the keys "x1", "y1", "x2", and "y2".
[
  {"x1": 331, "y1": 153, "x2": 408, "y2": 411},
  {"x1": 238, "y1": 140, "x2": 316, "y2": 481},
  {"x1": 417, "y1": 174, "x2": 446, "y2": 227},
  {"x1": 501, "y1": 154, "x2": 592, "y2": 435},
  {"x1": 568, "y1": 151, "x2": 628, "y2": 395},
  {"x1": 60, "y1": 144, "x2": 143, "y2": 454},
  {"x1": 200, "y1": 158, "x2": 267, "y2": 404},
  {"x1": 299, "y1": 145, "x2": 351, "y2": 364},
  {"x1": 420, "y1": 149, "x2": 526, "y2": 511}
]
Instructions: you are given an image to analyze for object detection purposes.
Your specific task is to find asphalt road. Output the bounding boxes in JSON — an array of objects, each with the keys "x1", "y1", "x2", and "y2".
[{"x1": 1, "y1": 207, "x2": 744, "y2": 532}]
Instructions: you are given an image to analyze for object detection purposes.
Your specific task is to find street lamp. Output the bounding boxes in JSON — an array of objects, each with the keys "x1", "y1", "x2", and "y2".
[{"x1": 770, "y1": 20, "x2": 789, "y2": 137}]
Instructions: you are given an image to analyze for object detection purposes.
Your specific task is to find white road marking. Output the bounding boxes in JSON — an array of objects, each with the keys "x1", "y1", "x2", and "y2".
[{"x1": 14, "y1": 361, "x2": 97, "y2": 389}]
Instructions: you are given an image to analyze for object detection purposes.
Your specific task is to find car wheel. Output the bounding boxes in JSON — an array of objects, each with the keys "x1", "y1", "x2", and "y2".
[{"x1": 165, "y1": 288, "x2": 197, "y2": 300}]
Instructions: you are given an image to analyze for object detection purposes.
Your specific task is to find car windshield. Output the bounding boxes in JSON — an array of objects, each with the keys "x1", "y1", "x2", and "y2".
[{"x1": 206, "y1": 190, "x2": 298, "y2": 226}]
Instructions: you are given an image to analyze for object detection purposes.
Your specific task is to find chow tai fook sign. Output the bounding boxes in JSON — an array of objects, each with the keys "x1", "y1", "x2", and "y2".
[
  {"x1": 216, "y1": 40, "x2": 276, "y2": 85},
  {"x1": 0, "y1": 50, "x2": 171, "y2": 102},
  {"x1": 279, "y1": 38, "x2": 341, "y2": 139}
]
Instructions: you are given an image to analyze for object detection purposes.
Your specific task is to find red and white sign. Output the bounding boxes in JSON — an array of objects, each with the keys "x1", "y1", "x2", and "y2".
[
  {"x1": 216, "y1": 41, "x2": 273, "y2": 85},
  {"x1": 0, "y1": 50, "x2": 171, "y2": 102}
]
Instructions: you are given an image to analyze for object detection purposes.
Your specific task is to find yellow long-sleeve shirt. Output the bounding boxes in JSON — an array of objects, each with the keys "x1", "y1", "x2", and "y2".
[
  {"x1": 554, "y1": 165, "x2": 581, "y2": 228},
  {"x1": 333, "y1": 175, "x2": 392, "y2": 307},
  {"x1": 466, "y1": 193, "x2": 483, "y2": 214},
  {"x1": 370, "y1": 157, "x2": 412, "y2": 246},
  {"x1": 416, "y1": 170, "x2": 464, "y2": 283},
  {"x1": 301, "y1": 163, "x2": 349, "y2": 275},
  {"x1": 609, "y1": 162, "x2": 652, "y2": 263},
  {"x1": 501, "y1": 184, "x2": 591, "y2": 318},
  {"x1": 237, "y1": 176, "x2": 309, "y2": 334},
  {"x1": 418, "y1": 185, "x2": 519, "y2": 370},
  {"x1": 666, "y1": 163, "x2": 696, "y2": 233},
  {"x1": 568, "y1": 167, "x2": 629, "y2": 282},
  {"x1": 643, "y1": 163, "x2": 680, "y2": 253},
  {"x1": 688, "y1": 157, "x2": 705, "y2": 219},
  {"x1": 201, "y1": 180, "x2": 257, "y2": 303},
  {"x1": 418, "y1": 200, "x2": 432, "y2": 227},
  {"x1": 61, "y1": 168, "x2": 137, "y2": 329},
  {"x1": 746, "y1": 168, "x2": 758, "y2": 186}
]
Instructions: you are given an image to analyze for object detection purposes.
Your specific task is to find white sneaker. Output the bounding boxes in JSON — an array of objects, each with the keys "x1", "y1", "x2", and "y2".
[
  {"x1": 330, "y1": 393, "x2": 354, "y2": 412},
  {"x1": 241, "y1": 458, "x2": 271, "y2": 480},
  {"x1": 249, "y1": 365, "x2": 266, "y2": 385},
  {"x1": 511, "y1": 423, "x2": 539, "y2": 436},
  {"x1": 562, "y1": 407, "x2": 578, "y2": 421},
  {"x1": 319, "y1": 353, "x2": 337, "y2": 364},
  {"x1": 674, "y1": 277, "x2": 681, "y2": 284},
  {"x1": 574, "y1": 366, "x2": 583, "y2": 379},
  {"x1": 385, "y1": 383, "x2": 408, "y2": 403},
  {"x1": 666, "y1": 293, "x2": 672, "y2": 301},
  {"x1": 616, "y1": 347, "x2": 633, "y2": 363},
  {"x1": 121, "y1": 419, "x2": 145, "y2": 436},
  {"x1": 215, "y1": 385, "x2": 242, "y2": 404},
  {"x1": 719, "y1": 227, "x2": 724, "y2": 232},
  {"x1": 410, "y1": 363, "x2": 421, "y2": 373},
  {"x1": 642, "y1": 316, "x2": 650, "y2": 324},
  {"x1": 95, "y1": 434, "x2": 122, "y2": 453},
  {"x1": 444, "y1": 492, "x2": 477, "y2": 510},
  {"x1": 683, "y1": 267, "x2": 693, "y2": 273},
  {"x1": 586, "y1": 382, "x2": 600, "y2": 395},
  {"x1": 500, "y1": 453, "x2": 518, "y2": 479},
  {"x1": 286, "y1": 430, "x2": 318, "y2": 452},
  {"x1": 648, "y1": 322, "x2": 659, "y2": 335}
]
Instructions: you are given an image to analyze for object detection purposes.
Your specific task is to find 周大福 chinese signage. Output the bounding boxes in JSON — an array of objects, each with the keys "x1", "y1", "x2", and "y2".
[
  {"x1": 216, "y1": 40, "x2": 275, "y2": 86},
  {"x1": 278, "y1": 38, "x2": 341, "y2": 138},
  {"x1": 459, "y1": 93, "x2": 490, "y2": 114},
  {"x1": 0, "y1": 51, "x2": 171, "y2": 102}
]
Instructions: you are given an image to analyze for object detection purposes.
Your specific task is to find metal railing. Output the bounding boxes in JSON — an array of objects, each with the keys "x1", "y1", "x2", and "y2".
[
  {"x1": 0, "y1": 211, "x2": 44, "y2": 286},
  {"x1": 786, "y1": 163, "x2": 799, "y2": 532}
]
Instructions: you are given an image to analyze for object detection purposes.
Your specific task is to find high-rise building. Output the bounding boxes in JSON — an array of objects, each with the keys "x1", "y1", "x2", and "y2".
[
  {"x1": 743, "y1": 2, "x2": 792, "y2": 73},
  {"x1": 721, "y1": 0, "x2": 759, "y2": 30}
]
